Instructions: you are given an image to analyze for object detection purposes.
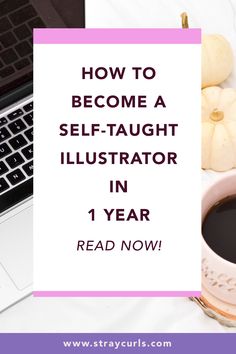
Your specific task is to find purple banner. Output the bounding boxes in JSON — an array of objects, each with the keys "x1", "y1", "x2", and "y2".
[{"x1": 0, "y1": 333, "x2": 235, "y2": 353}]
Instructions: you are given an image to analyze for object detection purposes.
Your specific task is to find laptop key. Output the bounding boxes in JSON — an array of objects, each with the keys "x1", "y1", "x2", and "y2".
[
  {"x1": 0, "y1": 177, "x2": 32, "y2": 213},
  {"x1": 9, "y1": 134, "x2": 27, "y2": 150},
  {"x1": 22, "y1": 160, "x2": 33, "y2": 176},
  {"x1": 6, "y1": 152, "x2": 24, "y2": 169},
  {"x1": 28, "y1": 36, "x2": 33, "y2": 47},
  {"x1": 23, "y1": 112, "x2": 33, "y2": 126},
  {"x1": 13, "y1": 24, "x2": 31, "y2": 40},
  {"x1": 0, "y1": 0, "x2": 29, "y2": 17},
  {"x1": 0, "y1": 143, "x2": 12, "y2": 158},
  {"x1": 9, "y1": 5, "x2": 37, "y2": 26},
  {"x1": 0, "y1": 117, "x2": 7, "y2": 126},
  {"x1": 0, "y1": 161, "x2": 8, "y2": 176},
  {"x1": 7, "y1": 169, "x2": 26, "y2": 186},
  {"x1": 0, "y1": 178, "x2": 9, "y2": 193},
  {"x1": 0, "y1": 65, "x2": 15, "y2": 78},
  {"x1": 0, "y1": 17, "x2": 12, "y2": 33},
  {"x1": 21, "y1": 144, "x2": 33, "y2": 160},
  {"x1": 24, "y1": 127, "x2": 33, "y2": 142},
  {"x1": 0, "y1": 32, "x2": 17, "y2": 48},
  {"x1": 0, "y1": 127, "x2": 11, "y2": 143},
  {"x1": 8, "y1": 118, "x2": 26, "y2": 134},
  {"x1": 14, "y1": 57, "x2": 30, "y2": 70},
  {"x1": 23, "y1": 102, "x2": 33, "y2": 112},
  {"x1": 0, "y1": 48, "x2": 18, "y2": 65},
  {"x1": 28, "y1": 17, "x2": 46, "y2": 30},
  {"x1": 15, "y1": 40, "x2": 31, "y2": 57},
  {"x1": 7, "y1": 108, "x2": 23, "y2": 121}
]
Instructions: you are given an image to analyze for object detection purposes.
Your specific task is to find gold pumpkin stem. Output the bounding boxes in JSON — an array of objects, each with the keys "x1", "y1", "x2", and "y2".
[
  {"x1": 210, "y1": 109, "x2": 224, "y2": 122},
  {"x1": 181, "y1": 12, "x2": 189, "y2": 29}
]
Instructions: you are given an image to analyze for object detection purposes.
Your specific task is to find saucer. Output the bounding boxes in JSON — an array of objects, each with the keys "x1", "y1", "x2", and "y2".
[{"x1": 190, "y1": 285, "x2": 236, "y2": 327}]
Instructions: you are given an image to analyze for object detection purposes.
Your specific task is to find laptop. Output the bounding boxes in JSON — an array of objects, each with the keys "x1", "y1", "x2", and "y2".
[{"x1": 0, "y1": 0, "x2": 85, "y2": 313}]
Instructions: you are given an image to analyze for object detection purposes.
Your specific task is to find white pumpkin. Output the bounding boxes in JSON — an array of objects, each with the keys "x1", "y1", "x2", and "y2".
[
  {"x1": 202, "y1": 34, "x2": 234, "y2": 88},
  {"x1": 181, "y1": 13, "x2": 234, "y2": 88},
  {"x1": 202, "y1": 86, "x2": 236, "y2": 172}
]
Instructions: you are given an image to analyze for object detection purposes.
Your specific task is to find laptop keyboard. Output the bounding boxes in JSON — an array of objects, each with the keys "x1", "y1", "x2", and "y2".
[
  {"x1": 0, "y1": 0, "x2": 45, "y2": 79},
  {"x1": 0, "y1": 100, "x2": 33, "y2": 213}
]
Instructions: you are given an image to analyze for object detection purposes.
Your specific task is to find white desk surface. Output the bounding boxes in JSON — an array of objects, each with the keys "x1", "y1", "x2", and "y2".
[{"x1": 1, "y1": 0, "x2": 236, "y2": 332}]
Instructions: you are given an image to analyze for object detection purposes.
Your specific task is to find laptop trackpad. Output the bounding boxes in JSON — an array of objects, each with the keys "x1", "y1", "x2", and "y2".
[{"x1": 0, "y1": 206, "x2": 33, "y2": 290}]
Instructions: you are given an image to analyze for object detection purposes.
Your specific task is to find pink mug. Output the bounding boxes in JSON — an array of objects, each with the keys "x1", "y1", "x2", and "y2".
[{"x1": 202, "y1": 172, "x2": 236, "y2": 305}]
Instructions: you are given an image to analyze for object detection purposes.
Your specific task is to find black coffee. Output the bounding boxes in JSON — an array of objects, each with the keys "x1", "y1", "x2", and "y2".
[{"x1": 202, "y1": 195, "x2": 236, "y2": 264}]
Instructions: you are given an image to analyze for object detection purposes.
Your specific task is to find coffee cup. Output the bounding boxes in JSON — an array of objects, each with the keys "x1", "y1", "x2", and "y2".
[{"x1": 202, "y1": 171, "x2": 236, "y2": 305}]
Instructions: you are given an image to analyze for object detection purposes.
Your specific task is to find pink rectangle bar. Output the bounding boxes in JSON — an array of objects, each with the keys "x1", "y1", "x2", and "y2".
[
  {"x1": 33, "y1": 291, "x2": 201, "y2": 297},
  {"x1": 33, "y1": 28, "x2": 201, "y2": 44}
]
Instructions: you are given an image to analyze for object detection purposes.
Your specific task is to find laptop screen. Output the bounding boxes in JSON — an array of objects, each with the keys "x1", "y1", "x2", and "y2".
[{"x1": 0, "y1": 0, "x2": 85, "y2": 96}]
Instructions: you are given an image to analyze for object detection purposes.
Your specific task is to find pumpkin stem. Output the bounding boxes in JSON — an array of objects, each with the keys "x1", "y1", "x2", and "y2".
[
  {"x1": 210, "y1": 109, "x2": 224, "y2": 122},
  {"x1": 181, "y1": 12, "x2": 189, "y2": 29}
]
